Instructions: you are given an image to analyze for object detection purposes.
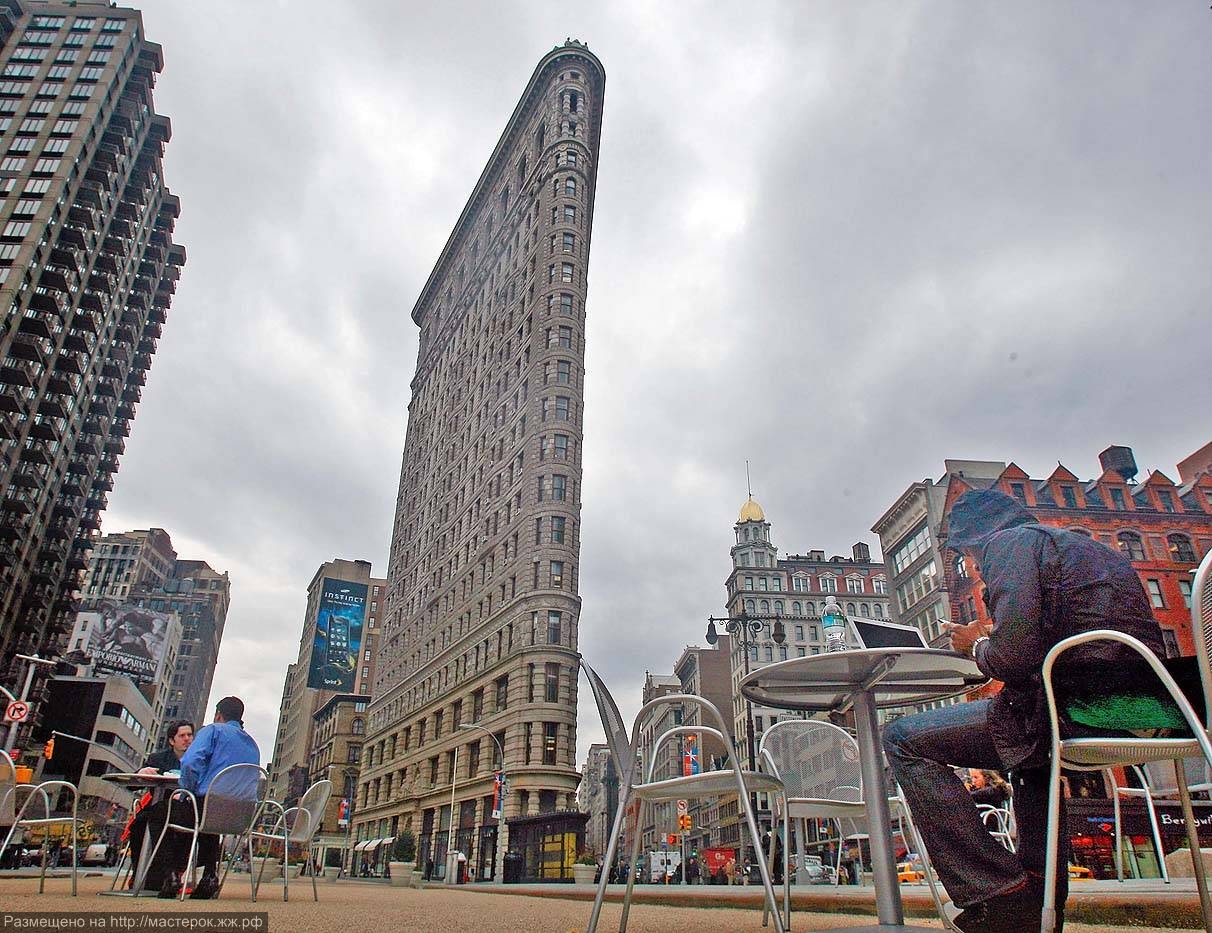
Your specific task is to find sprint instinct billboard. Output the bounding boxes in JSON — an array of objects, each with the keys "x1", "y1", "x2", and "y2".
[{"x1": 306, "y1": 578, "x2": 367, "y2": 690}]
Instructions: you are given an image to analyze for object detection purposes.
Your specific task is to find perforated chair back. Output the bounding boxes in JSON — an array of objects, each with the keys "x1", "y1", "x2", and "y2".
[
  {"x1": 289, "y1": 780, "x2": 332, "y2": 844},
  {"x1": 199, "y1": 764, "x2": 267, "y2": 836},
  {"x1": 580, "y1": 660, "x2": 636, "y2": 788},
  {"x1": 760, "y1": 720, "x2": 863, "y2": 802},
  {"x1": 1192, "y1": 549, "x2": 1212, "y2": 733},
  {"x1": 1141, "y1": 756, "x2": 1212, "y2": 795}
]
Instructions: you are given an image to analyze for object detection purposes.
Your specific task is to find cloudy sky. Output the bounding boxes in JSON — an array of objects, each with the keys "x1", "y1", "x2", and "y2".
[{"x1": 101, "y1": 2, "x2": 1210, "y2": 759}]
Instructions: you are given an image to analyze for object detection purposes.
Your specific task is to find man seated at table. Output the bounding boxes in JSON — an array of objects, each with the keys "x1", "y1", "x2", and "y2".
[
  {"x1": 882, "y1": 489, "x2": 1165, "y2": 933},
  {"x1": 124, "y1": 719, "x2": 193, "y2": 890},
  {"x1": 159, "y1": 696, "x2": 260, "y2": 900}
]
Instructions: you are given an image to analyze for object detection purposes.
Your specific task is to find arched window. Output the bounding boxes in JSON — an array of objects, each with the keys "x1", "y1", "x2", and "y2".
[
  {"x1": 1117, "y1": 531, "x2": 1145, "y2": 561},
  {"x1": 1168, "y1": 533, "x2": 1197, "y2": 563},
  {"x1": 564, "y1": 177, "x2": 576, "y2": 197},
  {"x1": 806, "y1": 601, "x2": 816, "y2": 616},
  {"x1": 352, "y1": 718, "x2": 365, "y2": 736},
  {"x1": 792, "y1": 601, "x2": 802, "y2": 616},
  {"x1": 874, "y1": 604, "x2": 885, "y2": 618},
  {"x1": 759, "y1": 599, "x2": 770, "y2": 613},
  {"x1": 745, "y1": 599, "x2": 755, "y2": 614},
  {"x1": 774, "y1": 600, "x2": 784, "y2": 614},
  {"x1": 846, "y1": 602, "x2": 856, "y2": 616},
  {"x1": 860, "y1": 603, "x2": 870, "y2": 617},
  {"x1": 1068, "y1": 527, "x2": 1092, "y2": 537}
]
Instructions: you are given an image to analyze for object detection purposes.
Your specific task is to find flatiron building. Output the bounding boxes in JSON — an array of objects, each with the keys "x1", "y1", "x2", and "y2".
[{"x1": 356, "y1": 41, "x2": 604, "y2": 882}]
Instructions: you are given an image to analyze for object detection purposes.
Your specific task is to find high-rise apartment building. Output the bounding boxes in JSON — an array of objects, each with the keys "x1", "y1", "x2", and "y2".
[
  {"x1": 358, "y1": 41, "x2": 604, "y2": 883},
  {"x1": 0, "y1": 2, "x2": 185, "y2": 720},
  {"x1": 268, "y1": 558, "x2": 383, "y2": 805},
  {"x1": 78, "y1": 528, "x2": 231, "y2": 744}
]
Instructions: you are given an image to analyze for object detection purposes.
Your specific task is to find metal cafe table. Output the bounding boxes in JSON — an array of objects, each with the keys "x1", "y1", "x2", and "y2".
[
  {"x1": 739, "y1": 648, "x2": 986, "y2": 932},
  {"x1": 99, "y1": 771, "x2": 180, "y2": 897}
]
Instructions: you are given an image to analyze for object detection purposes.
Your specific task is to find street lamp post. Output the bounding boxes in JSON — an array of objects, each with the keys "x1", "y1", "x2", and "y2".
[
  {"x1": 2, "y1": 654, "x2": 57, "y2": 753},
  {"x1": 459, "y1": 723, "x2": 507, "y2": 883},
  {"x1": 704, "y1": 611, "x2": 786, "y2": 775}
]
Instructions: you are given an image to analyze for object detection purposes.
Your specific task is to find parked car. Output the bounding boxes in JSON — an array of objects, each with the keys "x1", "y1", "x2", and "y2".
[
  {"x1": 897, "y1": 861, "x2": 926, "y2": 883},
  {"x1": 1068, "y1": 864, "x2": 1094, "y2": 881},
  {"x1": 80, "y1": 844, "x2": 116, "y2": 867}
]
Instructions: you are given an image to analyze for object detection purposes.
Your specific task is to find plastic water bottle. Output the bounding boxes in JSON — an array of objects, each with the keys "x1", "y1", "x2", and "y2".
[{"x1": 821, "y1": 595, "x2": 848, "y2": 653}]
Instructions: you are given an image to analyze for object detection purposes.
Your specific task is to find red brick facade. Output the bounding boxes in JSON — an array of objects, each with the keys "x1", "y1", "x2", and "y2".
[{"x1": 940, "y1": 451, "x2": 1212, "y2": 656}]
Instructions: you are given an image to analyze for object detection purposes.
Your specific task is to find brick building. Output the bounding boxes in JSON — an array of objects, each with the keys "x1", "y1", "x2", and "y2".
[{"x1": 939, "y1": 444, "x2": 1212, "y2": 656}]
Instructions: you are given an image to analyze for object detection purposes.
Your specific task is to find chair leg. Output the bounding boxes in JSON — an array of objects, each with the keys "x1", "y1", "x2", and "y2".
[
  {"x1": 68, "y1": 789, "x2": 78, "y2": 897},
  {"x1": 782, "y1": 799, "x2": 792, "y2": 930},
  {"x1": 736, "y1": 787, "x2": 786, "y2": 933},
  {"x1": 1110, "y1": 770, "x2": 1125, "y2": 882},
  {"x1": 180, "y1": 828, "x2": 199, "y2": 902},
  {"x1": 587, "y1": 784, "x2": 630, "y2": 933},
  {"x1": 1041, "y1": 752, "x2": 1064, "y2": 933},
  {"x1": 1138, "y1": 772, "x2": 1170, "y2": 884},
  {"x1": 310, "y1": 844, "x2": 319, "y2": 901},
  {"x1": 1174, "y1": 758, "x2": 1212, "y2": 932},
  {"x1": 620, "y1": 798, "x2": 645, "y2": 933},
  {"x1": 896, "y1": 786, "x2": 957, "y2": 932},
  {"x1": 833, "y1": 819, "x2": 844, "y2": 887}
]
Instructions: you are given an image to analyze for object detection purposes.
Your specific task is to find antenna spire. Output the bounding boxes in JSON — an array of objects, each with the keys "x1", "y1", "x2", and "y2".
[{"x1": 746, "y1": 461, "x2": 752, "y2": 499}]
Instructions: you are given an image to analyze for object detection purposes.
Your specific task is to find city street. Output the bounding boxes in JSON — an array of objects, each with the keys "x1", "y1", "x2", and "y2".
[{"x1": 0, "y1": 872, "x2": 1207, "y2": 932}]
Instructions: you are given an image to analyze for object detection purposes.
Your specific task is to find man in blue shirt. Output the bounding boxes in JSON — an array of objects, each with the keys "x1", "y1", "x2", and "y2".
[{"x1": 160, "y1": 696, "x2": 260, "y2": 899}]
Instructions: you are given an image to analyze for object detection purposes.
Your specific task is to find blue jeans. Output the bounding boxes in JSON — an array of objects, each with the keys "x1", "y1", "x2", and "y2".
[{"x1": 882, "y1": 698, "x2": 1068, "y2": 910}]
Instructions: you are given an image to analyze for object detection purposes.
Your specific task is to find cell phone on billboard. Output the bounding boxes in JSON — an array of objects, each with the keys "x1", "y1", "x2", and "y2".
[{"x1": 327, "y1": 615, "x2": 349, "y2": 660}]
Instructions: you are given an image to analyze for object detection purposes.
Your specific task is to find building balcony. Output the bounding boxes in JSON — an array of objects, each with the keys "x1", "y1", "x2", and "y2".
[
  {"x1": 58, "y1": 227, "x2": 87, "y2": 249},
  {"x1": 44, "y1": 371, "x2": 81, "y2": 397},
  {"x1": 87, "y1": 271, "x2": 115, "y2": 291},
  {"x1": 17, "y1": 314, "x2": 54, "y2": 341},
  {"x1": 19, "y1": 441, "x2": 51, "y2": 466},
  {"x1": 10, "y1": 333, "x2": 49, "y2": 365},
  {"x1": 48, "y1": 245, "x2": 82, "y2": 273},
  {"x1": 28, "y1": 417, "x2": 63, "y2": 442},
  {"x1": 0, "y1": 384, "x2": 31, "y2": 415},
  {"x1": 111, "y1": 418, "x2": 130, "y2": 439},
  {"x1": 85, "y1": 494, "x2": 106, "y2": 511},
  {"x1": 2, "y1": 492, "x2": 33, "y2": 514},
  {"x1": 55, "y1": 352, "x2": 84, "y2": 376},
  {"x1": 101, "y1": 361, "x2": 123, "y2": 379},
  {"x1": 71, "y1": 310, "x2": 100, "y2": 335},
  {"x1": 91, "y1": 473, "x2": 113, "y2": 492},
  {"x1": 29, "y1": 290, "x2": 67, "y2": 315},
  {"x1": 0, "y1": 359, "x2": 39, "y2": 388},
  {"x1": 102, "y1": 437, "x2": 123, "y2": 456},
  {"x1": 122, "y1": 384, "x2": 141, "y2": 403},
  {"x1": 61, "y1": 333, "x2": 90, "y2": 354},
  {"x1": 79, "y1": 510, "x2": 101, "y2": 531},
  {"x1": 38, "y1": 268, "x2": 71, "y2": 293},
  {"x1": 78, "y1": 291, "x2": 105, "y2": 312},
  {"x1": 93, "y1": 252, "x2": 119, "y2": 274}
]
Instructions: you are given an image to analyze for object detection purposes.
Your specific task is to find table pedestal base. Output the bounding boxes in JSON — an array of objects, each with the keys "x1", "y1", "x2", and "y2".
[{"x1": 799, "y1": 926, "x2": 939, "y2": 932}]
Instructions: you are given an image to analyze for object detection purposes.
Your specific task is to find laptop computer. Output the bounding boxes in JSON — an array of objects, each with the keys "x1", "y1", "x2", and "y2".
[{"x1": 850, "y1": 617, "x2": 930, "y2": 650}]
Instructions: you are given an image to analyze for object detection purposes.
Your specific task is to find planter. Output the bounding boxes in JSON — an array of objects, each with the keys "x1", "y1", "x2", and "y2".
[
  {"x1": 389, "y1": 861, "x2": 415, "y2": 887},
  {"x1": 323, "y1": 866, "x2": 340, "y2": 882},
  {"x1": 252, "y1": 857, "x2": 280, "y2": 881},
  {"x1": 572, "y1": 864, "x2": 597, "y2": 885},
  {"x1": 285, "y1": 864, "x2": 302, "y2": 880}
]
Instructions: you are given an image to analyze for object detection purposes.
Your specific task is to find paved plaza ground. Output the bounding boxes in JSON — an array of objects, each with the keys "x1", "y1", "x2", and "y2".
[{"x1": 0, "y1": 872, "x2": 1207, "y2": 931}]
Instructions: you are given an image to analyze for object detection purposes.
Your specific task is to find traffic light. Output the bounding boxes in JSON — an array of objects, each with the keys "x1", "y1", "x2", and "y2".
[
  {"x1": 666, "y1": 833, "x2": 678, "y2": 846},
  {"x1": 43, "y1": 737, "x2": 54, "y2": 760},
  {"x1": 678, "y1": 814, "x2": 692, "y2": 831}
]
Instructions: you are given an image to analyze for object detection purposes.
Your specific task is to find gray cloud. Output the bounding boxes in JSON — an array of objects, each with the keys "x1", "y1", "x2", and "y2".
[{"x1": 103, "y1": 2, "x2": 1211, "y2": 759}]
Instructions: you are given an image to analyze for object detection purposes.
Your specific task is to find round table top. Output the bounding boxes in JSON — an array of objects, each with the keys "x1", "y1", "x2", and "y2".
[
  {"x1": 738, "y1": 647, "x2": 987, "y2": 712},
  {"x1": 100, "y1": 772, "x2": 180, "y2": 788}
]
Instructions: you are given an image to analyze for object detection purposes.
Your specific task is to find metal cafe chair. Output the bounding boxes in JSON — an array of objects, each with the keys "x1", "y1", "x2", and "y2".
[
  {"x1": 147, "y1": 763, "x2": 269, "y2": 901},
  {"x1": 758, "y1": 719, "x2": 955, "y2": 931},
  {"x1": 243, "y1": 778, "x2": 332, "y2": 902},
  {"x1": 1041, "y1": 627, "x2": 1212, "y2": 933},
  {"x1": 0, "y1": 749, "x2": 80, "y2": 895},
  {"x1": 580, "y1": 659, "x2": 787, "y2": 933}
]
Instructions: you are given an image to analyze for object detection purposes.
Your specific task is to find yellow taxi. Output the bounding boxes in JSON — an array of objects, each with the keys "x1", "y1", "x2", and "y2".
[
  {"x1": 1068, "y1": 864, "x2": 1094, "y2": 881},
  {"x1": 897, "y1": 861, "x2": 926, "y2": 883}
]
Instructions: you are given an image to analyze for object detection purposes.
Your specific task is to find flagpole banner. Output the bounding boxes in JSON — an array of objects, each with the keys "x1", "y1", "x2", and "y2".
[{"x1": 306, "y1": 579, "x2": 368, "y2": 690}]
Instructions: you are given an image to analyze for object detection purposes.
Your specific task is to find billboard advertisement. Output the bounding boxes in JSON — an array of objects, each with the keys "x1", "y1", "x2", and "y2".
[
  {"x1": 88, "y1": 605, "x2": 176, "y2": 684},
  {"x1": 306, "y1": 578, "x2": 367, "y2": 690}
]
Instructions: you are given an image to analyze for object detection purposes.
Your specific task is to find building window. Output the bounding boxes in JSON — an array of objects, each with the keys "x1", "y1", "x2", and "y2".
[
  {"x1": 562, "y1": 232, "x2": 575, "y2": 253},
  {"x1": 1010, "y1": 482, "x2": 1027, "y2": 502},
  {"x1": 873, "y1": 577, "x2": 887, "y2": 594},
  {"x1": 543, "y1": 723, "x2": 558, "y2": 765},
  {"x1": 891, "y1": 525, "x2": 932, "y2": 575},
  {"x1": 560, "y1": 262, "x2": 573, "y2": 283},
  {"x1": 550, "y1": 561, "x2": 564, "y2": 588},
  {"x1": 547, "y1": 610, "x2": 561, "y2": 644},
  {"x1": 1179, "y1": 579, "x2": 1193, "y2": 610},
  {"x1": 544, "y1": 663, "x2": 560, "y2": 702},
  {"x1": 563, "y1": 204, "x2": 576, "y2": 224},
  {"x1": 1146, "y1": 579, "x2": 1165, "y2": 609},
  {"x1": 1158, "y1": 490, "x2": 1176, "y2": 513},
  {"x1": 552, "y1": 474, "x2": 567, "y2": 501},
  {"x1": 1110, "y1": 488, "x2": 1127, "y2": 510},
  {"x1": 564, "y1": 177, "x2": 576, "y2": 197},
  {"x1": 1061, "y1": 486, "x2": 1078, "y2": 508},
  {"x1": 551, "y1": 515, "x2": 566, "y2": 543},
  {"x1": 1117, "y1": 532, "x2": 1145, "y2": 561},
  {"x1": 1168, "y1": 534, "x2": 1196, "y2": 562},
  {"x1": 472, "y1": 688, "x2": 484, "y2": 721},
  {"x1": 846, "y1": 577, "x2": 864, "y2": 594},
  {"x1": 820, "y1": 575, "x2": 837, "y2": 593}
]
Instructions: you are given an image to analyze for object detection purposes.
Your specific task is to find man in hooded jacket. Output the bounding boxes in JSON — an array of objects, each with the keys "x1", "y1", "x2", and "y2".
[{"x1": 882, "y1": 489, "x2": 1164, "y2": 932}]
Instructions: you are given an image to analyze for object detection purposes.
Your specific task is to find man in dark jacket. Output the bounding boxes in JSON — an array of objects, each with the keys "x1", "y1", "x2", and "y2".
[{"x1": 883, "y1": 489, "x2": 1164, "y2": 933}]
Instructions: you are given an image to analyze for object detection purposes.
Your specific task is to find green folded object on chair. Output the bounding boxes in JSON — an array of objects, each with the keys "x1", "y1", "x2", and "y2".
[{"x1": 1064, "y1": 693, "x2": 1190, "y2": 733}]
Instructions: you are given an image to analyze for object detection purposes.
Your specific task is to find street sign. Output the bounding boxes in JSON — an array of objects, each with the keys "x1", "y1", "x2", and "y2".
[
  {"x1": 676, "y1": 799, "x2": 688, "y2": 817},
  {"x1": 4, "y1": 700, "x2": 29, "y2": 723}
]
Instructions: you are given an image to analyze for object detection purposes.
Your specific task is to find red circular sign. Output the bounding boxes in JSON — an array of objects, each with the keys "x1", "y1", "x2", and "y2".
[{"x1": 5, "y1": 700, "x2": 29, "y2": 723}]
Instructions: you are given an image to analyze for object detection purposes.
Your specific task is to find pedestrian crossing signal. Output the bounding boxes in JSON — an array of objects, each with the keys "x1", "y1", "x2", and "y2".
[
  {"x1": 678, "y1": 814, "x2": 692, "y2": 831},
  {"x1": 43, "y1": 737, "x2": 54, "y2": 760}
]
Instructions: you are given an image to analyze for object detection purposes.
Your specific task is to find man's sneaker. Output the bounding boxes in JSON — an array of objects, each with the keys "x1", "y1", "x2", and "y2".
[
  {"x1": 954, "y1": 880, "x2": 1043, "y2": 933},
  {"x1": 190, "y1": 870, "x2": 221, "y2": 900},
  {"x1": 157, "y1": 871, "x2": 182, "y2": 899}
]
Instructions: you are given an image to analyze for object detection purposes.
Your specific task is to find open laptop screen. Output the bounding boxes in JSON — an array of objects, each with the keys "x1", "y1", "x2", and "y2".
[{"x1": 850, "y1": 618, "x2": 929, "y2": 650}]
